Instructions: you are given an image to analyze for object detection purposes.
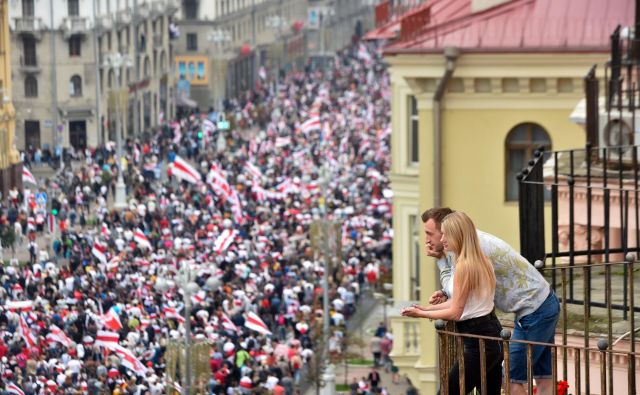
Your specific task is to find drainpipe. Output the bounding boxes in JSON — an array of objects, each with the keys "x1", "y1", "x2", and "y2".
[{"x1": 433, "y1": 47, "x2": 459, "y2": 207}]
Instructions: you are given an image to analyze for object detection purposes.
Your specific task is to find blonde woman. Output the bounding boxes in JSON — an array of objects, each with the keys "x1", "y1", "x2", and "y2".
[{"x1": 401, "y1": 212, "x2": 503, "y2": 394}]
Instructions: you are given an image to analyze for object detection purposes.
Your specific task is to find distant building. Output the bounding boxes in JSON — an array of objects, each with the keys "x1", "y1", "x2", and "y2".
[
  {"x1": 173, "y1": 0, "x2": 308, "y2": 110},
  {"x1": 0, "y1": 0, "x2": 22, "y2": 197},
  {"x1": 382, "y1": 0, "x2": 632, "y2": 393},
  {"x1": 8, "y1": 0, "x2": 177, "y2": 151}
]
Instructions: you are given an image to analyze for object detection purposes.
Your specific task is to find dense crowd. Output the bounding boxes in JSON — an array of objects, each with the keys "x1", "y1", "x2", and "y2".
[{"x1": 0, "y1": 40, "x2": 391, "y2": 395}]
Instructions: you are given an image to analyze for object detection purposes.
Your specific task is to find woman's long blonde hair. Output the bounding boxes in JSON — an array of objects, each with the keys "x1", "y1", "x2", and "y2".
[{"x1": 441, "y1": 212, "x2": 496, "y2": 296}]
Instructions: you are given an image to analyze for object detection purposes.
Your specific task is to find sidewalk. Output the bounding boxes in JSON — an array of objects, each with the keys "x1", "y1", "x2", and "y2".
[{"x1": 306, "y1": 295, "x2": 413, "y2": 395}]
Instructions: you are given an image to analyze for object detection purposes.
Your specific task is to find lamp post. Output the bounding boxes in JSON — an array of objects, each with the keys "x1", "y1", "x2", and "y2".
[
  {"x1": 155, "y1": 264, "x2": 221, "y2": 395},
  {"x1": 373, "y1": 283, "x2": 394, "y2": 329},
  {"x1": 102, "y1": 53, "x2": 132, "y2": 210}
]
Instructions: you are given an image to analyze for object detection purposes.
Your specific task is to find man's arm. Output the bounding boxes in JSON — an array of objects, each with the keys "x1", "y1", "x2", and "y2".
[{"x1": 436, "y1": 254, "x2": 453, "y2": 298}]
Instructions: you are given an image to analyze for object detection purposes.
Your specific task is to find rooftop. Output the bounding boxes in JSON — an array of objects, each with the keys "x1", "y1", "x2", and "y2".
[{"x1": 384, "y1": 0, "x2": 634, "y2": 55}]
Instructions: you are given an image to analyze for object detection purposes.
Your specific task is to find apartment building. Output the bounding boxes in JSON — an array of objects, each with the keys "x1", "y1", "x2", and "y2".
[
  {"x1": 9, "y1": 0, "x2": 177, "y2": 151},
  {"x1": 174, "y1": 0, "x2": 308, "y2": 110}
]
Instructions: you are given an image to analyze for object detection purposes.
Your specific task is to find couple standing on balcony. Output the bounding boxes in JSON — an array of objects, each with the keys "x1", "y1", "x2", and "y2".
[{"x1": 401, "y1": 208, "x2": 561, "y2": 395}]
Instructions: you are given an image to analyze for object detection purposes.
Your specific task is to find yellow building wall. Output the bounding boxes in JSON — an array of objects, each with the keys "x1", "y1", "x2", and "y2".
[
  {"x1": 388, "y1": 51, "x2": 609, "y2": 394},
  {"x1": 438, "y1": 108, "x2": 584, "y2": 248},
  {"x1": 0, "y1": 0, "x2": 20, "y2": 169}
]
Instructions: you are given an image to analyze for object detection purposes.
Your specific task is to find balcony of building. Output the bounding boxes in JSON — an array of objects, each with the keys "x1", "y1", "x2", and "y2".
[
  {"x1": 135, "y1": 2, "x2": 150, "y2": 21},
  {"x1": 61, "y1": 16, "x2": 89, "y2": 39},
  {"x1": 115, "y1": 10, "x2": 132, "y2": 28},
  {"x1": 95, "y1": 15, "x2": 113, "y2": 34},
  {"x1": 13, "y1": 17, "x2": 44, "y2": 40},
  {"x1": 19, "y1": 54, "x2": 41, "y2": 73},
  {"x1": 432, "y1": 26, "x2": 639, "y2": 394}
]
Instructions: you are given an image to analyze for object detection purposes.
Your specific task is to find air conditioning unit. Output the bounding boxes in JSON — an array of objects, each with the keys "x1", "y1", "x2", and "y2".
[{"x1": 598, "y1": 105, "x2": 640, "y2": 164}]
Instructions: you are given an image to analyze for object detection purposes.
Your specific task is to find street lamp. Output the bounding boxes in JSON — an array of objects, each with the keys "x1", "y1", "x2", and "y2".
[
  {"x1": 373, "y1": 283, "x2": 394, "y2": 329},
  {"x1": 155, "y1": 263, "x2": 220, "y2": 395},
  {"x1": 102, "y1": 53, "x2": 133, "y2": 210}
]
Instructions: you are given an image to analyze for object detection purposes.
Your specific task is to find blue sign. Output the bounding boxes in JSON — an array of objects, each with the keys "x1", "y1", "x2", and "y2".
[{"x1": 36, "y1": 192, "x2": 47, "y2": 205}]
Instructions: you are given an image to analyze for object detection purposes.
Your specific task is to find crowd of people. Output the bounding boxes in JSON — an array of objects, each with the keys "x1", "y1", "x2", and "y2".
[{"x1": 0, "y1": 39, "x2": 392, "y2": 395}]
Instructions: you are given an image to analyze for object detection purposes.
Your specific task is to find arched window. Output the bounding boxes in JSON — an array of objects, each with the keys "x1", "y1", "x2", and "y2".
[
  {"x1": 24, "y1": 76, "x2": 38, "y2": 98},
  {"x1": 505, "y1": 123, "x2": 551, "y2": 201},
  {"x1": 70, "y1": 75, "x2": 82, "y2": 97}
]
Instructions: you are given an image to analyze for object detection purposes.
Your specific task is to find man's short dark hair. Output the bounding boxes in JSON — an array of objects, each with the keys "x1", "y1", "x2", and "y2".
[{"x1": 420, "y1": 207, "x2": 454, "y2": 224}]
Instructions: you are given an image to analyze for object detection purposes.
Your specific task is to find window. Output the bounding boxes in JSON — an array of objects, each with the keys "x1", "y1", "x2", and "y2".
[
  {"x1": 22, "y1": 36, "x2": 36, "y2": 66},
  {"x1": 186, "y1": 33, "x2": 198, "y2": 51},
  {"x1": 184, "y1": 0, "x2": 198, "y2": 19},
  {"x1": 70, "y1": 75, "x2": 82, "y2": 97},
  {"x1": 409, "y1": 95, "x2": 419, "y2": 163},
  {"x1": 24, "y1": 76, "x2": 37, "y2": 97},
  {"x1": 410, "y1": 215, "x2": 421, "y2": 301},
  {"x1": 505, "y1": 123, "x2": 551, "y2": 201},
  {"x1": 68, "y1": 0, "x2": 79, "y2": 16},
  {"x1": 69, "y1": 35, "x2": 82, "y2": 56},
  {"x1": 22, "y1": 0, "x2": 34, "y2": 16}
]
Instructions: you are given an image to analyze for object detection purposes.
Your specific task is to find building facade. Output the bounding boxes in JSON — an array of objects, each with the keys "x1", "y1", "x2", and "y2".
[
  {"x1": 382, "y1": 0, "x2": 632, "y2": 393},
  {"x1": 174, "y1": 0, "x2": 308, "y2": 110},
  {"x1": 8, "y1": 0, "x2": 177, "y2": 152},
  {"x1": 0, "y1": 0, "x2": 22, "y2": 197}
]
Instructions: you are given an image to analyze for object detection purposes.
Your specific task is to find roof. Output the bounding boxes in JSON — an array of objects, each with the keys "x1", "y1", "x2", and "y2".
[{"x1": 384, "y1": 0, "x2": 634, "y2": 55}]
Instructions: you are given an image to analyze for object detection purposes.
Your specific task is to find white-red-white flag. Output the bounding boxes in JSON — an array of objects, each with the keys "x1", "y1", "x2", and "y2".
[
  {"x1": 18, "y1": 313, "x2": 38, "y2": 348},
  {"x1": 300, "y1": 117, "x2": 321, "y2": 135},
  {"x1": 191, "y1": 290, "x2": 206, "y2": 305},
  {"x1": 214, "y1": 229, "x2": 237, "y2": 254},
  {"x1": 275, "y1": 136, "x2": 291, "y2": 148},
  {"x1": 171, "y1": 155, "x2": 202, "y2": 184},
  {"x1": 92, "y1": 241, "x2": 108, "y2": 264},
  {"x1": 46, "y1": 325, "x2": 72, "y2": 348},
  {"x1": 134, "y1": 229, "x2": 152, "y2": 250},
  {"x1": 5, "y1": 300, "x2": 34, "y2": 312},
  {"x1": 163, "y1": 307, "x2": 185, "y2": 323},
  {"x1": 243, "y1": 162, "x2": 263, "y2": 180},
  {"x1": 111, "y1": 344, "x2": 148, "y2": 376},
  {"x1": 22, "y1": 167, "x2": 37, "y2": 186},
  {"x1": 207, "y1": 169, "x2": 233, "y2": 200},
  {"x1": 95, "y1": 330, "x2": 120, "y2": 349},
  {"x1": 220, "y1": 313, "x2": 240, "y2": 333},
  {"x1": 98, "y1": 309, "x2": 123, "y2": 331},
  {"x1": 6, "y1": 382, "x2": 26, "y2": 395},
  {"x1": 244, "y1": 311, "x2": 272, "y2": 335}
]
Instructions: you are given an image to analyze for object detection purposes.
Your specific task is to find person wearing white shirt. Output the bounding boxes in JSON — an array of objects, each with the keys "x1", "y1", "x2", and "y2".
[{"x1": 402, "y1": 212, "x2": 503, "y2": 395}]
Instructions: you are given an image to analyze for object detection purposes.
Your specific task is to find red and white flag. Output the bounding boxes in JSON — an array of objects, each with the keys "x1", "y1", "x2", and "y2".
[
  {"x1": 229, "y1": 192, "x2": 244, "y2": 224},
  {"x1": 111, "y1": 344, "x2": 148, "y2": 376},
  {"x1": 357, "y1": 43, "x2": 372, "y2": 64},
  {"x1": 95, "y1": 330, "x2": 120, "y2": 349},
  {"x1": 163, "y1": 307, "x2": 185, "y2": 323},
  {"x1": 22, "y1": 167, "x2": 37, "y2": 186},
  {"x1": 252, "y1": 183, "x2": 285, "y2": 202},
  {"x1": 5, "y1": 300, "x2": 34, "y2": 312},
  {"x1": 98, "y1": 309, "x2": 123, "y2": 331},
  {"x1": 191, "y1": 290, "x2": 206, "y2": 305},
  {"x1": 275, "y1": 136, "x2": 291, "y2": 148},
  {"x1": 214, "y1": 229, "x2": 238, "y2": 254},
  {"x1": 92, "y1": 241, "x2": 108, "y2": 264},
  {"x1": 106, "y1": 255, "x2": 121, "y2": 271},
  {"x1": 220, "y1": 313, "x2": 239, "y2": 333},
  {"x1": 18, "y1": 313, "x2": 38, "y2": 348},
  {"x1": 46, "y1": 325, "x2": 72, "y2": 348},
  {"x1": 244, "y1": 311, "x2": 272, "y2": 335},
  {"x1": 207, "y1": 169, "x2": 233, "y2": 200},
  {"x1": 244, "y1": 162, "x2": 263, "y2": 180},
  {"x1": 47, "y1": 214, "x2": 55, "y2": 234},
  {"x1": 171, "y1": 155, "x2": 202, "y2": 184},
  {"x1": 134, "y1": 229, "x2": 152, "y2": 250},
  {"x1": 300, "y1": 117, "x2": 321, "y2": 135},
  {"x1": 6, "y1": 382, "x2": 25, "y2": 395}
]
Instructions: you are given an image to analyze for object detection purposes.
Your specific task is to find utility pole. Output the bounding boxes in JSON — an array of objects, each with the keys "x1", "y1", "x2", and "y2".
[
  {"x1": 49, "y1": 0, "x2": 60, "y2": 167},
  {"x1": 93, "y1": 0, "x2": 102, "y2": 145}
]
